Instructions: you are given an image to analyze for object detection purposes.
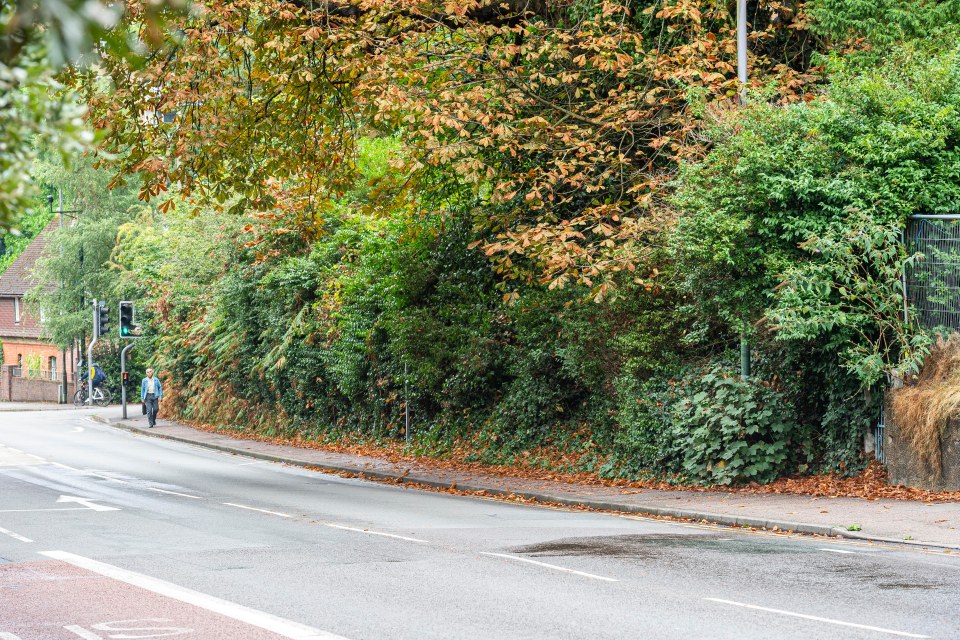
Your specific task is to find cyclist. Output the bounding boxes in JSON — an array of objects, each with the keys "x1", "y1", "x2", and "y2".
[{"x1": 93, "y1": 363, "x2": 107, "y2": 391}]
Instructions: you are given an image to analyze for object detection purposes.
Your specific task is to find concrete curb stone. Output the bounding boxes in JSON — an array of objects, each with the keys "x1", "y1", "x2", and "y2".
[{"x1": 90, "y1": 414, "x2": 960, "y2": 552}]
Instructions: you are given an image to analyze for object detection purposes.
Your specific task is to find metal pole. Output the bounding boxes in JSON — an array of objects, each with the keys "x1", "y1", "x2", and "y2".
[
  {"x1": 404, "y1": 362, "x2": 411, "y2": 445},
  {"x1": 740, "y1": 327, "x2": 751, "y2": 380},
  {"x1": 121, "y1": 342, "x2": 135, "y2": 419},
  {"x1": 87, "y1": 299, "x2": 97, "y2": 405},
  {"x1": 737, "y1": 0, "x2": 748, "y2": 104},
  {"x1": 57, "y1": 189, "x2": 68, "y2": 404},
  {"x1": 736, "y1": 2, "x2": 750, "y2": 378},
  {"x1": 902, "y1": 228, "x2": 910, "y2": 325}
]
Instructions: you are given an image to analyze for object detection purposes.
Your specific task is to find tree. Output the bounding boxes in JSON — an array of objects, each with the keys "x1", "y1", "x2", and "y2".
[
  {"x1": 26, "y1": 152, "x2": 149, "y2": 349},
  {"x1": 83, "y1": 0, "x2": 822, "y2": 296},
  {"x1": 0, "y1": 0, "x2": 182, "y2": 231}
]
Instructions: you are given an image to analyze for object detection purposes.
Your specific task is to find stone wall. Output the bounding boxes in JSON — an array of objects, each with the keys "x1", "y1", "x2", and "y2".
[
  {"x1": 885, "y1": 398, "x2": 960, "y2": 491},
  {"x1": 0, "y1": 365, "x2": 75, "y2": 403}
]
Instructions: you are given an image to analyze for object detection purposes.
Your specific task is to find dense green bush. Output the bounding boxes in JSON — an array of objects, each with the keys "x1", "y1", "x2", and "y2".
[{"x1": 672, "y1": 367, "x2": 798, "y2": 485}]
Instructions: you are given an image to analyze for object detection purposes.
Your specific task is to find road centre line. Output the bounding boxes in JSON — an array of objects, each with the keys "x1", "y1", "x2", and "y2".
[
  {"x1": 704, "y1": 598, "x2": 930, "y2": 638},
  {"x1": 51, "y1": 463, "x2": 130, "y2": 485},
  {"x1": 0, "y1": 525, "x2": 32, "y2": 542},
  {"x1": 40, "y1": 551, "x2": 351, "y2": 640},
  {"x1": 224, "y1": 502, "x2": 292, "y2": 518},
  {"x1": 148, "y1": 487, "x2": 203, "y2": 499},
  {"x1": 324, "y1": 523, "x2": 428, "y2": 543},
  {"x1": 479, "y1": 552, "x2": 619, "y2": 582}
]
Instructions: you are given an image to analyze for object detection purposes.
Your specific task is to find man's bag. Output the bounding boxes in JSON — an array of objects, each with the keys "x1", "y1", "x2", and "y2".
[{"x1": 142, "y1": 402, "x2": 147, "y2": 415}]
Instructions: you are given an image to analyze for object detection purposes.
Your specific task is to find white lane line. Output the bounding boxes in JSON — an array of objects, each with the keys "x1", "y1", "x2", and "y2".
[
  {"x1": 223, "y1": 503, "x2": 292, "y2": 518},
  {"x1": 324, "y1": 523, "x2": 428, "y2": 543},
  {"x1": 0, "y1": 508, "x2": 90, "y2": 513},
  {"x1": 64, "y1": 626, "x2": 101, "y2": 639},
  {"x1": 0, "y1": 526, "x2": 32, "y2": 542},
  {"x1": 148, "y1": 487, "x2": 203, "y2": 499},
  {"x1": 238, "y1": 460, "x2": 269, "y2": 466},
  {"x1": 51, "y1": 464, "x2": 130, "y2": 485},
  {"x1": 85, "y1": 472, "x2": 130, "y2": 485},
  {"x1": 480, "y1": 552, "x2": 619, "y2": 582},
  {"x1": 40, "y1": 551, "x2": 350, "y2": 639},
  {"x1": 704, "y1": 598, "x2": 930, "y2": 638},
  {"x1": 820, "y1": 548, "x2": 858, "y2": 554}
]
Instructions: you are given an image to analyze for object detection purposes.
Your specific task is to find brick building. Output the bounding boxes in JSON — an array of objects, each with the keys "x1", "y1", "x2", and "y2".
[{"x1": 0, "y1": 219, "x2": 75, "y2": 401}]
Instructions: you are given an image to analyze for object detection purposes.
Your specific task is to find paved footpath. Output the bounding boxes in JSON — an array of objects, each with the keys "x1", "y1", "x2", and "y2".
[{"x1": 68, "y1": 405, "x2": 960, "y2": 551}]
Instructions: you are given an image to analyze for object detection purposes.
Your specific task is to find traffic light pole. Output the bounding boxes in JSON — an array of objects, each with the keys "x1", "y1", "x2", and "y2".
[
  {"x1": 87, "y1": 299, "x2": 98, "y2": 406},
  {"x1": 120, "y1": 342, "x2": 135, "y2": 419}
]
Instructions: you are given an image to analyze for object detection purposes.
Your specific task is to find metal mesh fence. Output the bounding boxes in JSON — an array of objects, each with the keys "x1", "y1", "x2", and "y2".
[{"x1": 905, "y1": 215, "x2": 960, "y2": 331}]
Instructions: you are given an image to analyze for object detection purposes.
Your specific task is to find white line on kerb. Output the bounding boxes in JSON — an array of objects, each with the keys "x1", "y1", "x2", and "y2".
[
  {"x1": 480, "y1": 552, "x2": 619, "y2": 582},
  {"x1": 0, "y1": 526, "x2": 32, "y2": 543},
  {"x1": 147, "y1": 487, "x2": 203, "y2": 499},
  {"x1": 324, "y1": 523, "x2": 427, "y2": 543},
  {"x1": 40, "y1": 551, "x2": 350, "y2": 640},
  {"x1": 704, "y1": 598, "x2": 930, "y2": 638},
  {"x1": 223, "y1": 503, "x2": 292, "y2": 518}
]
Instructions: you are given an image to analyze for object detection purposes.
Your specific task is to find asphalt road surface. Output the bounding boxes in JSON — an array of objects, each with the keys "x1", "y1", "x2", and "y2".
[{"x1": 1, "y1": 408, "x2": 958, "y2": 640}]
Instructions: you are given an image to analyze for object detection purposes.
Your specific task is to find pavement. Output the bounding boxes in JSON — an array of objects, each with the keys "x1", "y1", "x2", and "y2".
[{"x1": 40, "y1": 404, "x2": 959, "y2": 551}]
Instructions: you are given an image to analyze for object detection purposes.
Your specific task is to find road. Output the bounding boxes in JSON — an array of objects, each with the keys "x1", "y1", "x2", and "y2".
[{"x1": 0, "y1": 408, "x2": 958, "y2": 640}]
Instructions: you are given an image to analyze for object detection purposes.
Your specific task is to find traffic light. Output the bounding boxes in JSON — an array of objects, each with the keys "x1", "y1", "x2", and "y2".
[
  {"x1": 97, "y1": 303, "x2": 110, "y2": 337},
  {"x1": 119, "y1": 301, "x2": 133, "y2": 337},
  {"x1": 118, "y1": 301, "x2": 141, "y2": 338}
]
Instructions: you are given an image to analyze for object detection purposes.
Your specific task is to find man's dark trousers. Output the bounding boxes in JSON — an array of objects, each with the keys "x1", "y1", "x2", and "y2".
[{"x1": 145, "y1": 393, "x2": 159, "y2": 427}]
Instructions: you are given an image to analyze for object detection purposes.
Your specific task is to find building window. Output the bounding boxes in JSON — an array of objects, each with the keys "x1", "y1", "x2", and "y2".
[
  {"x1": 49, "y1": 357, "x2": 58, "y2": 381},
  {"x1": 14, "y1": 297, "x2": 20, "y2": 324}
]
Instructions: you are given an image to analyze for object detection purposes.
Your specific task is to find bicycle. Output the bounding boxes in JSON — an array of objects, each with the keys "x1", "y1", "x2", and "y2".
[{"x1": 73, "y1": 381, "x2": 112, "y2": 407}]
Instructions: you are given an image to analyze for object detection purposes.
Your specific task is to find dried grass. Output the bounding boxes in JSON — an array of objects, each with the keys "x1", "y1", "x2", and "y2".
[{"x1": 890, "y1": 334, "x2": 960, "y2": 473}]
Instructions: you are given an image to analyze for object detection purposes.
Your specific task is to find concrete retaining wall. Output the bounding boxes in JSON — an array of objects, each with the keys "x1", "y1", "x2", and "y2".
[{"x1": 886, "y1": 398, "x2": 960, "y2": 491}]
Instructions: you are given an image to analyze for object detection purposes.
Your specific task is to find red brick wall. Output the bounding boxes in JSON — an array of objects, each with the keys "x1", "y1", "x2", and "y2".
[
  {"x1": 0, "y1": 340, "x2": 73, "y2": 381},
  {"x1": 0, "y1": 298, "x2": 15, "y2": 332},
  {"x1": 0, "y1": 297, "x2": 40, "y2": 334},
  {"x1": 0, "y1": 365, "x2": 76, "y2": 402}
]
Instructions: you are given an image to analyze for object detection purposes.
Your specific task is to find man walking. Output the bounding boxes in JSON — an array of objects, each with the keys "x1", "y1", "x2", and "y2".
[{"x1": 140, "y1": 368, "x2": 163, "y2": 428}]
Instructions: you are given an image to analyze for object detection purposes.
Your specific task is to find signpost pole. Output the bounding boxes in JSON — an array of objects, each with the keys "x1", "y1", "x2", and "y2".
[
  {"x1": 120, "y1": 343, "x2": 135, "y2": 419},
  {"x1": 87, "y1": 300, "x2": 97, "y2": 406}
]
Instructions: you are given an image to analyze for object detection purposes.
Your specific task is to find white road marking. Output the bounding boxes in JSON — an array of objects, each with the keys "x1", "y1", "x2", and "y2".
[
  {"x1": 480, "y1": 552, "x2": 619, "y2": 582},
  {"x1": 223, "y1": 503, "x2": 292, "y2": 518},
  {"x1": 0, "y1": 525, "x2": 32, "y2": 542},
  {"x1": 63, "y1": 626, "x2": 102, "y2": 639},
  {"x1": 820, "y1": 548, "x2": 858, "y2": 554},
  {"x1": 238, "y1": 460, "x2": 269, "y2": 466},
  {"x1": 0, "y1": 507, "x2": 91, "y2": 513},
  {"x1": 40, "y1": 551, "x2": 349, "y2": 640},
  {"x1": 85, "y1": 472, "x2": 130, "y2": 485},
  {"x1": 70, "y1": 426, "x2": 85, "y2": 433},
  {"x1": 0, "y1": 445, "x2": 47, "y2": 467},
  {"x1": 324, "y1": 523, "x2": 427, "y2": 543},
  {"x1": 51, "y1": 464, "x2": 130, "y2": 485},
  {"x1": 704, "y1": 598, "x2": 930, "y2": 638},
  {"x1": 147, "y1": 487, "x2": 203, "y2": 499},
  {"x1": 57, "y1": 496, "x2": 120, "y2": 512},
  {"x1": 1, "y1": 633, "x2": 25, "y2": 639}
]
